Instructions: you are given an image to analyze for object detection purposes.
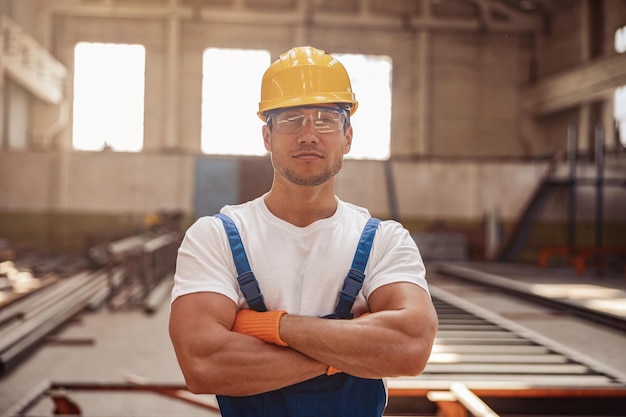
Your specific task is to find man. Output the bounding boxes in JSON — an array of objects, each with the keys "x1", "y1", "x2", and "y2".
[{"x1": 169, "y1": 46, "x2": 438, "y2": 417}]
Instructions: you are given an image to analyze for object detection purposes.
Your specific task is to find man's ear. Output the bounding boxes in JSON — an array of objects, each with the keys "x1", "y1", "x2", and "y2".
[
  {"x1": 262, "y1": 125, "x2": 271, "y2": 152},
  {"x1": 343, "y1": 125, "x2": 353, "y2": 154}
]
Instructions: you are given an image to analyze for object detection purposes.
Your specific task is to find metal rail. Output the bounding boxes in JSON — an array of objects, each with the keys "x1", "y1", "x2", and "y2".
[
  {"x1": 386, "y1": 284, "x2": 626, "y2": 416},
  {"x1": 436, "y1": 262, "x2": 626, "y2": 332}
]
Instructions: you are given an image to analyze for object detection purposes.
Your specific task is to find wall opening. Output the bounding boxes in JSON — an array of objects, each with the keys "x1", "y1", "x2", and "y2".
[
  {"x1": 72, "y1": 42, "x2": 145, "y2": 152},
  {"x1": 333, "y1": 53, "x2": 392, "y2": 160},
  {"x1": 201, "y1": 48, "x2": 270, "y2": 156}
]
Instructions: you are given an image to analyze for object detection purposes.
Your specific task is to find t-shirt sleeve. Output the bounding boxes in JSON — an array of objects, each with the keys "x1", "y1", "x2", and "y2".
[
  {"x1": 362, "y1": 220, "x2": 429, "y2": 299},
  {"x1": 170, "y1": 216, "x2": 240, "y2": 305}
]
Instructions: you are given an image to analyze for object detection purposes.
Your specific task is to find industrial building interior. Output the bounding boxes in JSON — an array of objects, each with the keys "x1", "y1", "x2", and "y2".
[{"x1": 0, "y1": 0, "x2": 625, "y2": 416}]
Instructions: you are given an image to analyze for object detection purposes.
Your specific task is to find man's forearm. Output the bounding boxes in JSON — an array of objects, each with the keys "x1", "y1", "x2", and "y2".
[
  {"x1": 278, "y1": 310, "x2": 431, "y2": 378},
  {"x1": 182, "y1": 330, "x2": 327, "y2": 396}
]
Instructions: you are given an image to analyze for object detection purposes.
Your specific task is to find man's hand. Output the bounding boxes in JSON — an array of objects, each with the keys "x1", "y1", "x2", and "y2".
[
  {"x1": 326, "y1": 365, "x2": 342, "y2": 375},
  {"x1": 232, "y1": 309, "x2": 289, "y2": 346}
]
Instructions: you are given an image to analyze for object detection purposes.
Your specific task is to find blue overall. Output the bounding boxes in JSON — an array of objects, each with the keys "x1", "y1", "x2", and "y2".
[{"x1": 214, "y1": 214, "x2": 385, "y2": 417}]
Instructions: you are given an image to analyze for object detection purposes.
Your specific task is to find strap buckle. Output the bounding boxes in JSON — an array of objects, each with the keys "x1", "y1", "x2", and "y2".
[
  {"x1": 341, "y1": 268, "x2": 365, "y2": 302},
  {"x1": 237, "y1": 271, "x2": 265, "y2": 311}
]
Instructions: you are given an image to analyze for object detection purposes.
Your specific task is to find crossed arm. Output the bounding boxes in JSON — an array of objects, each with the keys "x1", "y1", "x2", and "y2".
[{"x1": 169, "y1": 282, "x2": 437, "y2": 396}]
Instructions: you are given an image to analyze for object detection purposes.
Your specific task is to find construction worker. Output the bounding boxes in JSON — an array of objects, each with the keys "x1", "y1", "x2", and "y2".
[{"x1": 169, "y1": 46, "x2": 438, "y2": 417}]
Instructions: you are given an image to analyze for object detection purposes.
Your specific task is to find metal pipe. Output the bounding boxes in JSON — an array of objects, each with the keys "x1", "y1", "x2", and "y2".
[
  {"x1": 0, "y1": 272, "x2": 91, "y2": 338},
  {"x1": 567, "y1": 124, "x2": 577, "y2": 247},
  {"x1": 0, "y1": 272, "x2": 108, "y2": 372},
  {"x1": 594, "y1": 124, "x2": 604, "y2": 274}
]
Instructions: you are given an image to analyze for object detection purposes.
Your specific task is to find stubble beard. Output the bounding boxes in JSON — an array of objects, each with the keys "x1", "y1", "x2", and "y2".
[{"x1": 275, "y1": 156, "x2": 343, "y2": 186}]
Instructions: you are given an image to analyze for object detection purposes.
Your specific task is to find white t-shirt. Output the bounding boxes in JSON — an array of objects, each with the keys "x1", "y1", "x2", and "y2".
[{"x1": 171, "y1": 195, "x2": 428, "y2": 316}]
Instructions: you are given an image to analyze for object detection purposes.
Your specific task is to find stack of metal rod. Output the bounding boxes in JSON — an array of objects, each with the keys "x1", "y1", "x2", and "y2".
[
  {"x1": 0, "y1": 268, "x2": 108, "y2": 375},
  {"x1": 0, "y1": 231, "x2": 180, "y2": 374},
  {"x1": 104, "y1": 232, "x2": 180, "y2": 310}
]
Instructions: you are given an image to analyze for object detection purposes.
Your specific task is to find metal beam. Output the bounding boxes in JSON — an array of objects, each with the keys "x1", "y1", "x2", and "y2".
[
  {"x1": 47, "y1": 0, "x2": 540, "y2": 34},
  {"x1": 1, "y1": 14, "x2": 67, "y2": 105},
  {"x1": 522, "y1": 53, "x2": 626, "y2": 116}
]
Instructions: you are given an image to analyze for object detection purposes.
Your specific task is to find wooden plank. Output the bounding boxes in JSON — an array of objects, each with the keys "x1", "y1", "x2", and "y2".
[
  {"x1": 428, "y1": 353, "x2": 569, "y2": 364},
  {"x1": 436, "y1": 330, "x2": 520, "y2": 338},
  {"x1": 435, "y1": 335, "x2": 530, "y2": 345},
  {"x1": 424, "y1": 363, "x2": 591, "y2": 374},
  {"x1": 390, "y1": 374, "x2": 617, "y2": 387},
  {"x1": 450, "y1": 382, "x2": 500, "y2": 417},
  {"x1": 390, "y1": 383, "x2": 626, "y2": 397},
  {"x1": 438, "y1": 324, "x2": 501, "y2": 331},
  {"x1": 522, "y1": 53, "x2": 626, "y2": 115},
  {"x1": 431, "y1": 344, "x2": 550, "y2": 354}
]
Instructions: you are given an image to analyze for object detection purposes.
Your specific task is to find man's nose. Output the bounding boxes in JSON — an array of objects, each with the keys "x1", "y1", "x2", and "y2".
[
  {"x1": 298, "y1": 117, "x2": 319, "y2": 141},
  {"x1": 300, "y1": 116, "x2": 316, "y2": 130}
]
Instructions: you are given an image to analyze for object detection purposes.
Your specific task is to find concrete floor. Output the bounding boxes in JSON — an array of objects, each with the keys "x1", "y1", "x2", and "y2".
[
  {"x1": 0, "y1": 294, "x2": 217, "y2": 417},
  {"x1": 1, "y1": 262, "x2": 626, "y2": 416}
]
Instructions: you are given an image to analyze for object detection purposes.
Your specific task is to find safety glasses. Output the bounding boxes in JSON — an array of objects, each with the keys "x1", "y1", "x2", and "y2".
[{"x1": 267, "y1": 106, "x2": 348, "y2": 134}]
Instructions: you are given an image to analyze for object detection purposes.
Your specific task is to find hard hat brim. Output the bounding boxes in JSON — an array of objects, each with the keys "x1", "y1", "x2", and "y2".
[{"x1": 258, "y1": 95, "x2": 358, "y2": 122}]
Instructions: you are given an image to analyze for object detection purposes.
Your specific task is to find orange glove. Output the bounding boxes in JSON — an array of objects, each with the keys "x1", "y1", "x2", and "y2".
[
  {"x1": 326, "y1": 366, "x2": 342, "y2": 376},
  {"x1": 232, "y1": 309, "x2": 288, "y2": 346}
]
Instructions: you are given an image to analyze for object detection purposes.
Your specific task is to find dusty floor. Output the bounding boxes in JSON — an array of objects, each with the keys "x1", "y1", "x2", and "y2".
[{"x1": 1, "y1": 262, "x2": 625, "y2": 416}]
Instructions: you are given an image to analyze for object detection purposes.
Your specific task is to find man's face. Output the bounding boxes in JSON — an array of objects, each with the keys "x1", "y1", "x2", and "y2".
[{"x1": 263, "y1": 105, "x2": 353, "y2": 187}]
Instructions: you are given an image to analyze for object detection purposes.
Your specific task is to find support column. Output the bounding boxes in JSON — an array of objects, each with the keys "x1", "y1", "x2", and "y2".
[
  {"x1": 0, "y1": 12, "x2": 5, "y2": 150},
  {"x1": 414, "y1": 0, "x2": 431, "y2": 155},
  {"x1": 164, "y1": 13, "x2": 181, "y2": 150},
  {"x1": 578, "y1": 0, "x2": 593, "y2": 155},
  {"x1": 292, "y1": 0, "x2": 311, "y2": 48},
  {"x1": 567, "y1": 124, "x2": 577, "y2": 247},
  {"x1": 578, "y1": 105, "x2": 592, "y2": 154}
]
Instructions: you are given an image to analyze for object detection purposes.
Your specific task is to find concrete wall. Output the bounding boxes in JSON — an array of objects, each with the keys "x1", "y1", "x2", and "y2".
[
  {"x1": 1, "y1": 150, "x2": 624, "y2": 254},
  {"x1": 1, "y1": 0, "x2": 625, "y2": 257}
]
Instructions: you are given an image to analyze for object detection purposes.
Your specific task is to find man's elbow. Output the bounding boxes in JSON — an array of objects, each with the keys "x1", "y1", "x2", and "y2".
[
  {"x1": 183, "y1": 365, "x2": 250, "y2": 396},
  {"x1": 181, "y1": 361, "x2": 223, "y2": 395},
  {"x1": 185, "y1": 379, "x2": 209, "y2": 395},
  {"x1": 406, "y1": 349, "x2": 431, "y2": 375},
  {"x1": 183, "y1": 369, "x2": 214, "y2": 394},
  {"x1": 403, "y1": 326, "x2": 437, "y2": 376}
]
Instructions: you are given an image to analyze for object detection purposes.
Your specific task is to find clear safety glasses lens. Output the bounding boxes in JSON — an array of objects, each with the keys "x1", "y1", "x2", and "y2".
[{"x1": 270, "y1": 107, "x2": 347, "y2": 134}]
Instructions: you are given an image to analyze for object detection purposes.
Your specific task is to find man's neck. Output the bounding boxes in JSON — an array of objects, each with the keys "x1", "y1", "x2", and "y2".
[{"x1": 263, "y1": 182, "x2": 338, "y2": 228}]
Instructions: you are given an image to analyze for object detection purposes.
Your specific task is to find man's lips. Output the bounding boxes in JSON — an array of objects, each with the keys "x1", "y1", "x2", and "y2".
[{"x1": 292, "y1": 151, "x2": 323, "y2": 159}]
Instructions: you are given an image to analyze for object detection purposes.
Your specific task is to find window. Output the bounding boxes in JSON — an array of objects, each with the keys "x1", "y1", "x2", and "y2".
[
  {"x1": 72, "y1": 42, "x2": 145, "y2": 152},
  {"x1": 615, "y1": 27, "x2": 626, "y2": 148},
  {"x1": 201, "y1": 48, "x2": 271, "y2": 155},
  {"x1": 333, "y1": 53, "x2": 392, "y2": 160}
]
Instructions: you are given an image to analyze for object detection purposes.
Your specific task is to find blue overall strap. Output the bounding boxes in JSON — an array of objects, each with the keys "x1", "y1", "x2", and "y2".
[
  {"x1": 214, "y1": 213, "x2": 267, "y2": 312},
  {"x1": 332, "y1": 217, "x2": 381, "y2": 318}
]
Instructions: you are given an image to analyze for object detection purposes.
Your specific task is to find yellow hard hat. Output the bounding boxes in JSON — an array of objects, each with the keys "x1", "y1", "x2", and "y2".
[{"x1": 257, "y1": 46, "x2": 358, "y2": 122}]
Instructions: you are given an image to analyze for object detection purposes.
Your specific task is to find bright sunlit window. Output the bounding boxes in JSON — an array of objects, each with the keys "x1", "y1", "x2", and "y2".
[
  {"x1": 333, "y1": 53, "x2": 392, "y2": 160},
  {"x1": 72, "y1": 42, "x2": 145, "y2": 152},
  {"x1": 201, "y1": 48, "x2": 271, "y2": 155}
]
